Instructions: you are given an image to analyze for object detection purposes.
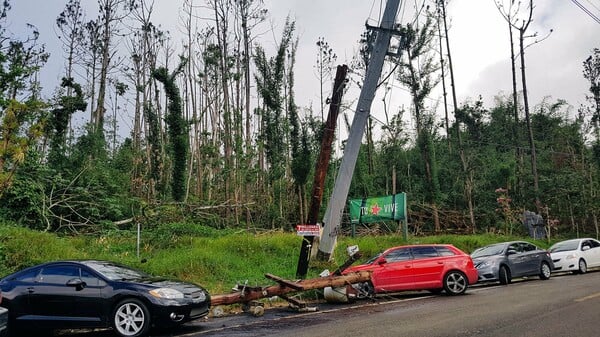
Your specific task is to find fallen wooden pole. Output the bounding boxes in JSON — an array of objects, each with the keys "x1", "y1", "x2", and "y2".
[{"x1": 210, "y1": 270, "x2": 371, "y2": 307}]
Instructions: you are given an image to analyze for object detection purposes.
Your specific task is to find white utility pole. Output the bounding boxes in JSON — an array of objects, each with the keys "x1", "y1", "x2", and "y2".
[{"x1": 317, "y1": 0, "x2": 402, "y2": 261}]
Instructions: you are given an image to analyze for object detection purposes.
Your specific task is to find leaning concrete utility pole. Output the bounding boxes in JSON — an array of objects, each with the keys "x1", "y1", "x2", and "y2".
[{"x1": 317, "y1": 0, "x2": 402, "y2": 261}]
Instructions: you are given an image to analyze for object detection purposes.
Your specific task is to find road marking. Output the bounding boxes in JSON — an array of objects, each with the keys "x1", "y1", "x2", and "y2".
[
  {"x1": 575, "y1": 292, "x2": 600, "y2": 302},
  {"x1": 188, "y1": 295, "x2": 438, "y2": 335}
]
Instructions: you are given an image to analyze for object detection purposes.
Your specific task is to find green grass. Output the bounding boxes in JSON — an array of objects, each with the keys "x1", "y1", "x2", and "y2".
[{"x1": 0, "y1": 223, "x2": 555, "y2": 294}]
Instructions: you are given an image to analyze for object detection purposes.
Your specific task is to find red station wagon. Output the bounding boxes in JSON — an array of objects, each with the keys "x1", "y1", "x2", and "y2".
[{"x1": 343, "y1": 244, "x2": 479, "y2": 296}]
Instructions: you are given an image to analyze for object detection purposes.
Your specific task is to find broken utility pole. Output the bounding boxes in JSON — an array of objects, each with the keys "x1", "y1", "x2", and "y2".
[
  {"x1": 317, "y1": 0, "x2": 403, "y2": 261},
  {"x1": 210, "y1": 270, "x2": 371, "y2": 307},
  {"x1": 295, "y1": 65, "x2": 349, "y2": 278}
]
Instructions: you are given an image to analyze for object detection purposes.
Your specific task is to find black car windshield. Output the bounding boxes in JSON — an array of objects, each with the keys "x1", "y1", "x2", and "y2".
[
  {"x1": 549, "y1": 241, "x2": 579, "y2": 253},
  {"x1": 471, "y1": 245, "x2": 505, "y2": 258},
  {"x1": 83, "y1": 261, "x2": 151, "y2": 281}
]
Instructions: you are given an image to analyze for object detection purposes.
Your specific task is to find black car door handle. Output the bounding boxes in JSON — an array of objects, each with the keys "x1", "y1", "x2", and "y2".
[{"x1": 27, "y1": 287, "x2": 35, "y2": 294}]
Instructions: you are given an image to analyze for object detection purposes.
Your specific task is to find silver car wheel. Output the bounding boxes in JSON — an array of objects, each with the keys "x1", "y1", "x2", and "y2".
[
  {"x1": 540, "y1": 262, "x2": 551, "y2": 280},
  {"x1": 579, "y1": 259, "x2": 587, "y2": 274},
  {"x1": 114, "y1": 300, "x2": 148, "y2": 337},
  {"x1": 444, "y1": 271, "x2": 467, "y2": 295}
]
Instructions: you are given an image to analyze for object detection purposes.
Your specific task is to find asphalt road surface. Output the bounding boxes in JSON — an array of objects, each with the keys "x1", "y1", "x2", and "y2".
[{"x1": 53, "y1": 271, "x2": 600, "y2": 337}]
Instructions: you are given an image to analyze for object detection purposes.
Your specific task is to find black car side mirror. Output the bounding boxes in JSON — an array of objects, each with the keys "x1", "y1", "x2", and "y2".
[
  {"x1": 507, "y1": 249, "x2": 518, "y2": 255},
  {"x1": 66, "y1": 278, "x2": 87, "y2": 291}
]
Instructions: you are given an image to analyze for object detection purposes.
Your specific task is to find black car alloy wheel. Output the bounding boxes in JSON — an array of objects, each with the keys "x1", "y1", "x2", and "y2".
[{"x1": 113, "y1": 298, "x2": 151, "y2": 337}]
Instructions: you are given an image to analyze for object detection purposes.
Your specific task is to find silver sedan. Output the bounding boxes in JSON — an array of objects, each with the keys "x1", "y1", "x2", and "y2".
[{"x1": 471, "y1": 241, "x2": 553, "y2": 284}]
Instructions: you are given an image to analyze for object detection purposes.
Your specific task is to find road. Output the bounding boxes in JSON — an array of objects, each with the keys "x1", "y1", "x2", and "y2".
[{"x1": 57, "y1": 271, "x2": 600, "y2": 337}]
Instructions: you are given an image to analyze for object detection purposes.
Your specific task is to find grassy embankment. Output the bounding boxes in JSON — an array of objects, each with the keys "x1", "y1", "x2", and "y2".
[{"x1": 0, "y1": 222, "x2": 552, "y2": 296}]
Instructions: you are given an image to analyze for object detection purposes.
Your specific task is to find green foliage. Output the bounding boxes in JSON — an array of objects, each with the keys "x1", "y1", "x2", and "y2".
[
  {"x1": 583, "y1": 48, "x2": 600, "y2": 133},
  {"x1": 288, "y1": 38, "x2": 311, "y2": 189},
  {"x1": 254, "y1": 18, "x2": 295, "y2": 182},
  {"x1": 1, "y1": 126, "x2": 138, "y2": 232},
  {"x1": 48, "y1": 77, "x2": 87, "y2": 167},
  {"x1": 0, "y1": 0, "x2": 598, "y2": 244},
  {"x1": 0, "y1": 150, "x2": 47, "y2": 229},
  {"x1": 395, "y1": 17, "x2": 441, "y2": 210},
  {"x1": 0, "y1": 17, "x2": 49, "y2": 106},
  {"x1": 152, "y1": 59, "x2": 189, "y2": 202},
  {"x1": 144, "y1": 102, "x2": 165, "y2": 197},
  {"x1": 0, "y1": 99, "x2": 47, "y2": 198}
]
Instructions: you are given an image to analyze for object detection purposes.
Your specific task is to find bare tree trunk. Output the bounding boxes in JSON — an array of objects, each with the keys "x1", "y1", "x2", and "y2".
[
  {"x1": 594, "y1": 211, "x2": 599, "y2": 240},
  {"x1": 436, "y1": 3, "x2": 450, "y2": 150},
  {"x1": 439, "y1": 0, "x2": 474, "y2": 231},
  {"x1": 519, "y1": 27, "x2": 541, "y2": 211},
  {"x1": 180, "y1": 0, "x2": 202, "y2": 203},
  {"x1": 94, "y1": 1, "x2": 113, "y2": 132},
  {"x1": 508, "y1": 18, "x2": 525, "y2": 205},
  {"x1": 213, "y1": 0, "x2": 233, "y2": 207}
]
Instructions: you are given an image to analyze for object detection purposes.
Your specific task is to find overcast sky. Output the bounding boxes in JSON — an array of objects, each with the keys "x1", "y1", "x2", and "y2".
[{"x1": 6, "y1": 0, "x2": 600, "y2": 139}]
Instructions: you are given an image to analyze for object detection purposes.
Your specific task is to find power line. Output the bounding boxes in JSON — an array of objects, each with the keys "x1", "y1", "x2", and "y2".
[
  {"x1": 583, "y1": 0, "x2": 600, "y2": 14},
  {"x1": 571, "y1": 0, "x2": 600, "y2": 24}
]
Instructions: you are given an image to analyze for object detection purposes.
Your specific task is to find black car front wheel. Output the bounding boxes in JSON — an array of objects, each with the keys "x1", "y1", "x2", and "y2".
[
  {"x1": 443, "y1": 271, "x2": 468, "y2": 295},
  {"x1": 539, "y1": 261, "x2": 551, "y2": 280},
  {"x1": 113, "y1": 298, "x2": 151, "y2": 337}
]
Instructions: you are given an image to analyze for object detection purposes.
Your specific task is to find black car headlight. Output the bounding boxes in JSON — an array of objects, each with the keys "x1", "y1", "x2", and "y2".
[
  {"x1": 149, "y1": 288, "x2": 185, "y2": 300},
  {"x1": 192, "y1": 291, "x2": 207, "y2": 303}
]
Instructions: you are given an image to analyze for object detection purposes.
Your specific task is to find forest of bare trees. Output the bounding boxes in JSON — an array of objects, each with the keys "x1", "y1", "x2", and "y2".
[{"x1": 1, "y1": 0, "x2": 599, "y2": 239}]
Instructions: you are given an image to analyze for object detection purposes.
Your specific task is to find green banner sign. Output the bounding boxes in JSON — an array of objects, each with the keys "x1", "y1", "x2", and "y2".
[{"x1": 349, "y1": 193, "x2": 407, "y2": 224}]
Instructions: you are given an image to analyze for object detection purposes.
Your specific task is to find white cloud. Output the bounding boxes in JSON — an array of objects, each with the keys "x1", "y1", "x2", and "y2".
[{"x1": 7, "y1": 0, "x2": 600, "y2": 135}]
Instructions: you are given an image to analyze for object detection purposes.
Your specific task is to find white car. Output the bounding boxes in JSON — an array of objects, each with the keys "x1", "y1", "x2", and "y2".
[{"x1": 549, "y1": 238, "x2": 600, "y2": 274}]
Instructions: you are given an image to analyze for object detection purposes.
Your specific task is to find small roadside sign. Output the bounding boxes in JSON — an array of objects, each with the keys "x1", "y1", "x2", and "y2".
[{"x1": 296, "y1": 224, "x2": 321, "y2": 236}]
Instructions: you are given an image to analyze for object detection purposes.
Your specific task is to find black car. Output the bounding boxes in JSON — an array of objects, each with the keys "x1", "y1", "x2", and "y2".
[
  {"x1": 0, "y1": 260, "x2": 210, "y2": 337},
  {"x1": 0, "y1": 291, "x2": 7, "y2": 337}
]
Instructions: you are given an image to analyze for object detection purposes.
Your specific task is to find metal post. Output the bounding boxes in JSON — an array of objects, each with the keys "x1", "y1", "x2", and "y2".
[
  {"x1": 317, "y1": 0, "x2": 402, "y2": 261},
  {"x1": 137, "y1": 222, "x2": 141, "y2": 259}
]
